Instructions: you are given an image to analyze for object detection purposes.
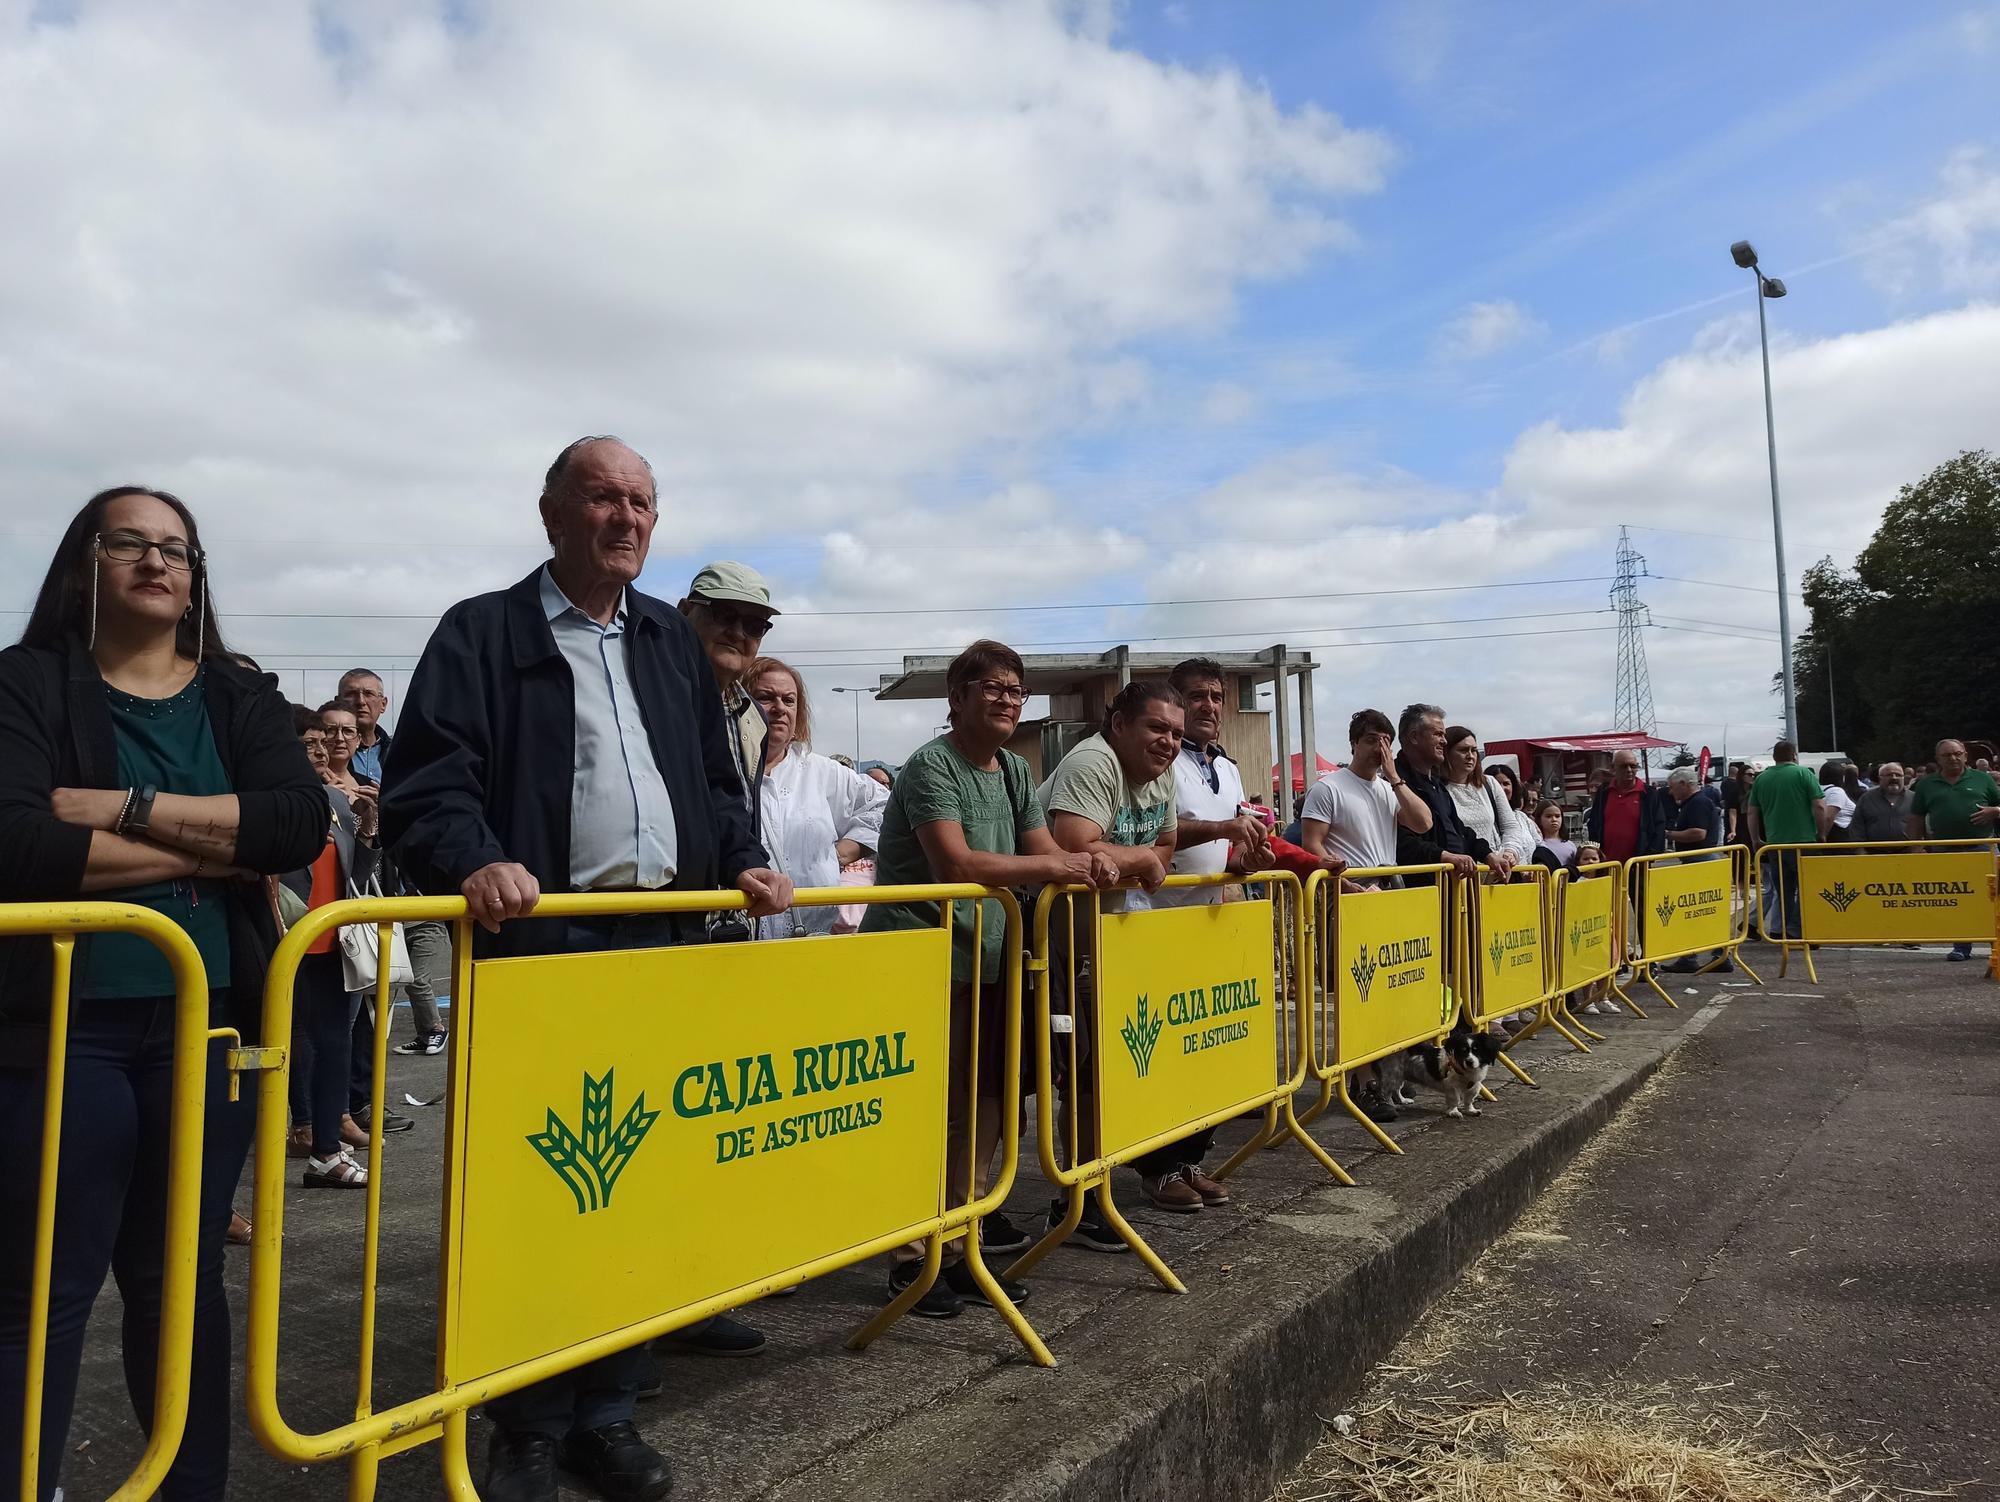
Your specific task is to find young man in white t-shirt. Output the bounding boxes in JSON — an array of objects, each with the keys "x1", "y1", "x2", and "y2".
[{"x1": 1299, "y1": 708, "x2": 1433, "y2": 878}]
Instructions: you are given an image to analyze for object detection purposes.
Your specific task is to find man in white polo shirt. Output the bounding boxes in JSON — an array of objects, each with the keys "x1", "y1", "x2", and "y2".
[{"x1": 1299, "y1": 708, "x2": 1432, "y2": 879}]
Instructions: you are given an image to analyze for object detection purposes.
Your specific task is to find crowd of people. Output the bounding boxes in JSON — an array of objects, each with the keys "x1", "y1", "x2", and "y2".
[{"x1": 1, "y1": 448, "x2": 1994, "y2": 1502}]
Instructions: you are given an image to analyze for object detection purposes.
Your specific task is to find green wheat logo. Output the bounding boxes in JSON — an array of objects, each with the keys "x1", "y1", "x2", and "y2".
[
  {"x1": 1349, "y1": 943, "x2": 1378, "y2": 1002},
  {"x1": 1120, "y1": 995, "x2": 1165, "y2": 1078},
  {"x1": 1654, "y1": 894, "x2": 1674, "y2": 928},
  {"x1": 1568, "y1": 920, "x2": 1583, "y2": 955},
  {"x1": 1820, "y1": 880, "x2": 1861, "y2": 914},
  {"x1": 1487, "y1": 931, "x2": 1506, "y2": 970},
  {"x1": 528, "y1": 1070, "x2": 660, "y2": 1215}
]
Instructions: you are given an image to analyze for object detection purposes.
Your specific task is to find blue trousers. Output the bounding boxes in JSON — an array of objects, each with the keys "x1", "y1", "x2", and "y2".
[
  {"x1": 0, "y1": 994, "x2": 254, "y2": 1502},
  {"x1": 485, "y1": 914, "x2": 686, "y2": 1442}
]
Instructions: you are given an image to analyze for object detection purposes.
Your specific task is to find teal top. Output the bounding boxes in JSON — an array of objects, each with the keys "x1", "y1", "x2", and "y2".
[{"x1": 77, "y1": 670, "x2": 235, "y2": 1000}]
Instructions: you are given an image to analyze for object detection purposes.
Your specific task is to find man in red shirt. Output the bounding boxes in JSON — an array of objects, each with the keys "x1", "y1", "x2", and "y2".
[{"x1": 1586, "y1": 750, "x2": 1664, "y2": 864}]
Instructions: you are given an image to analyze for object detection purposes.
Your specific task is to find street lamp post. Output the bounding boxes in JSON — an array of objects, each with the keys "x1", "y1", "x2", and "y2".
[
  {"x1": 829, "y1": 685, "x2": 872, "y2": 761},
  {"x1": 1731, "y1": 239, "x2": 1797, "y2": 746}
]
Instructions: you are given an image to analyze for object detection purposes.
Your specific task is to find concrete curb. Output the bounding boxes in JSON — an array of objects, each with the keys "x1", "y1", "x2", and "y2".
[{"x1": 769, "y1": 1007, "x2": 1710, "y2": 1502}]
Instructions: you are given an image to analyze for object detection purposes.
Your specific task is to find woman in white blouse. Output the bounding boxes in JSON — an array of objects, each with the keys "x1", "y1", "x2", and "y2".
[
  {"x1": 746, "y1": 657, "x2": 889, "y2": 939},
  {"x1": 1444, "y1": 725, "x2": 1534, "y2": 866}
]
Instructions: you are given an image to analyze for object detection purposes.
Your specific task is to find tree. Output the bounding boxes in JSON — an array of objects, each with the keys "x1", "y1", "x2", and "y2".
[
  {"x1": 1792, "y1": 450, "x2": 1999, "y2": 765},
  {"x1": 1666, "y1": 743, "x2": 1696, "y2": 769}
]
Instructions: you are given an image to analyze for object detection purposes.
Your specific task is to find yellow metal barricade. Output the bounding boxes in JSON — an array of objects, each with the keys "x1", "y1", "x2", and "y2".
[
  {"x1": 1463, "y1": 867, "x2": 1554, "y2": 1086},
  {"x1": 244, "y1": 884, "x2": 1041, "y2": 1502},
  {"x1": 1620, "y1": 847, "x2": 1765, "y2": 1009},
  {"x1": 1548, "y1": 862, "x2": 1624, "y2": 1041},
  {"x1": 1007, "y1": 872, "x2": 1311, "y2": 1294},
  {"x1": 1295, "y1": 864, "x2": 1459, "y2": 1164},
  {"x1": 0, "y1": 902, "x2": 218, "y2": 1502},
  {"x1": 1755, "y1": 838, "x2": 2000, "y2": 983}
]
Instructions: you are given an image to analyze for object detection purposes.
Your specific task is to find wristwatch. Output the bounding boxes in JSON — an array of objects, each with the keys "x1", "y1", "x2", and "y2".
[{"x1": 120, "y1": 783, "x2": 159, "y2": 838}]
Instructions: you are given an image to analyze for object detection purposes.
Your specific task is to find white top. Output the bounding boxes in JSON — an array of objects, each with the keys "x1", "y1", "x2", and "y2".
[
  {"x1": 1157, "y1": 742, "x2": 1247, "y2": 908},
  {"x1": 1449, "y1": 776, "x2": 1533, "y2": 863},
  {"x1": 754, "y1": 745, "x2": 889, "y2": 939},
  {"x1": 539, "y1": 567, "x2": 677, "y2": 891},
  {"x1": 1822, "y1": 784, "x2": 1856, "y2": 830},
  {"x1": 1300, "y1": 768, "x2": 1399, "y2": 871}
]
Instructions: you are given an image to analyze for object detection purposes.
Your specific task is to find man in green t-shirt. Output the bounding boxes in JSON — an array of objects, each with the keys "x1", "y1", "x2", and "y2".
[
  {"x1": 1906, "y1": 737, "x2": 2000, "y2": 961},
  {"x1": 1747, "y1": 741, "x2": 1826, "y2": 939},
  {"x1": 1039, "y1": 681, "x2": 1205, "y2": 1230}
]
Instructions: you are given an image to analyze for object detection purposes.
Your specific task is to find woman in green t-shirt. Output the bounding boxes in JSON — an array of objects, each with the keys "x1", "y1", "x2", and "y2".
[
  {"x1": 862, "y1": 640, "x2": 1112, "y2": 1319},
  {"x1": 0, "y1": 488, "x2": 325, "y2": 1501}
]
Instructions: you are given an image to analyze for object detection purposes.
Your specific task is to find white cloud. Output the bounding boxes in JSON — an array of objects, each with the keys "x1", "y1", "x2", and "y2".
[
  {"x1": 0, "y1": 0, "x2": 1393, "y2": 699},
  {"x1": 1861, "y1": 146, "x2": 2000, "y2": 298},
  {"x1": 1434, "y1": 299, "x2": 1547, "y2": 361}
]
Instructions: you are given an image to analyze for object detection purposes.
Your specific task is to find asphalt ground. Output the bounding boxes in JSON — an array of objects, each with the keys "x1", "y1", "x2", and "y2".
[
  {"x1": 1276, "y1": 942, "x2": 1999, "y2": 1499},
  {"x1": 55, "y1": 941, "x2": 1991, "y2": 1501}
]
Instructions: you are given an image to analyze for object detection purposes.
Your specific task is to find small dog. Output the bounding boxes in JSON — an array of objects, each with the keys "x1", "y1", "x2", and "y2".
[{"x1": 1390, "y1": 1027, "x2": 1501, "y2": 1119}]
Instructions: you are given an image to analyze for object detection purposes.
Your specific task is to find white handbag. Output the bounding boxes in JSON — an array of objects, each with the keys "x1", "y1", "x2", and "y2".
[{"x1": 339, "y1": 871, "x2": 415, "y2": 993}]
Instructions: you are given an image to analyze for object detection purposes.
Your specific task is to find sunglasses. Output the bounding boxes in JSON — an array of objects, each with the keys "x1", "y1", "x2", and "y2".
[{"x1": 701, "y1": 601, "x2": 774, "y2": 638}]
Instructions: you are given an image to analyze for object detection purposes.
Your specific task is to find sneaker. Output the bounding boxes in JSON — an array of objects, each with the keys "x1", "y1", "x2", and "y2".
[
  {"x1": 1139, "y1": 1168, "x2": 1204, "y2": 1213},
  {"x1": 1579, "y1": 1002, "x2": 1604, "y2": 1016},
  {"x1": 1948, "y1": 944, "x2": 1973, "y2": 962},
  {"x1": 944, "y1": 1259, "x2": 1030, "y2": 1306},
  {"x1": 1182, "y1": 1163, "x2": 1231, "y2": 1207},
  {"x1": 394, "y1": 1028, "x2": 449, "y2": 1057},
  {"x1": 1355, "y1": 1083, "x2": 1398, "y2": 1125},
  {"x1": 352, "y1": 1103, "x2": 415, "y2": 1134},
  {"x1": 559, "y1": 1420, "x2": 672, "y2": 1502},
  {"x1": 1048, "y1": 1197, "x2": 1129, "y2": 1253},
  {"x1": 886, "y1": 1261, "x2": 963, "y2": 1318},
  {"x1": 981, "y1": 1209, "x2": 1032, "y2": 1255},
  {"x1": 1597, "y1": 999, "x2": 1623, "y2": 1015},
  {"x1": 657, "y1": 1313, "x2": 766, "y2": 1357}
]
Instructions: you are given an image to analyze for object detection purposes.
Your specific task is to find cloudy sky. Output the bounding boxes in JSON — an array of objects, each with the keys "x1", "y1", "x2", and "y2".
[{"x1": 4, "y1": 0, "x2": 1995, "y2": 769}]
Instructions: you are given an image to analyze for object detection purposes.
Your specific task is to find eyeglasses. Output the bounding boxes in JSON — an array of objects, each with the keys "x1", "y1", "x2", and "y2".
[
  {"x1": 322, "y1": 726, "x2": 359, "y2": 740},
  {"x1": 701, "y1": 602, "x2": 774, "y2": 638},
  {"x1": 97, "y1": 532, "x2": 200, "y2": 570},
  {"x1": 975, "y1": 681, "x2": 1027, "y2": 704}
]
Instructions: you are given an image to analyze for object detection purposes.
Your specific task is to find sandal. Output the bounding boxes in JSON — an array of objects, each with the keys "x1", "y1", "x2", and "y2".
[
  {"x1": 304, "y1": 1149, "x2": 368, "y2": 1189},
  {"x1": 287, "y1": 1125, "x2": 313, "y2": 1159},
  {"x1": 339, "y1": 1114, "x2": 370, "y2": 1149},
  {"x1": 226, "y1": 1211, "x2": 253, "y2": 1246}
]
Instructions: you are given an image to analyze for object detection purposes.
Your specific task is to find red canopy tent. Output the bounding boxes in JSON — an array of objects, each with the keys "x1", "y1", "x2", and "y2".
[
  {"x1": 1273, "y1": 751, "x2": 1339, "y2": 796},
  {"x1": 1483, "y1": 731, "x2": 1679, "y2": 800}
]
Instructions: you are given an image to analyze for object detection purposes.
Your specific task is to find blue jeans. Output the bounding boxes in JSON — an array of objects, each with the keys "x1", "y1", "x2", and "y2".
[
  {"x1": 0, "y1": 994, "x2": 255, "y2": 1502},
  {"x1": 286, "y1": 952, "x2": 363, "y2": 1158},
  {"x1": 485, "y1": 914, "x2": 687, "y2": 1442},
  {"x1": 1760, "y1": 849, "x2": 1801, "y2": 940}
]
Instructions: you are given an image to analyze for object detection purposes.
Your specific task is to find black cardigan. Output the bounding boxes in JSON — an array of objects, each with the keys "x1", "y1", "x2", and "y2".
[
  {"x1": 378, "y1": 568, "x2": 768, "y2": 960},
  {"x1": 0, "y1": 636, "x2": 329, "y2": 1038}
]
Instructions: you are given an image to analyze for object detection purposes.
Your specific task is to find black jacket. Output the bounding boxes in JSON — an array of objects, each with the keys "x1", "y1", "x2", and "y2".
[
  {"x1": 379, "y1": 568, "x2": 768, "y2": 959},
  {"x1": 1393, "y1": 752, "x2": 1491, "y2": 870},
  {"x1": 0, "y1": 636, "x2": 327, "y2": 1036}
]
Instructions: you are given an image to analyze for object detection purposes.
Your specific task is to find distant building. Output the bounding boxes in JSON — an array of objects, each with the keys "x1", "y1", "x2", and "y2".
[{"x1": 873, "y1": 646, "x2": 1321, "y2": 820}]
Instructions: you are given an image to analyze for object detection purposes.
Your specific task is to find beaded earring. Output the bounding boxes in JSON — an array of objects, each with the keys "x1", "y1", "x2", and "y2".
[{"x1": 86, "y1": 549, "x2": 100, "y2": 651}]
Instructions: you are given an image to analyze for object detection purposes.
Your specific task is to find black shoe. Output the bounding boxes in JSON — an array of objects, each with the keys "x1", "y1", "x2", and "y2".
[
  {"x1": 484, "y1": 1428, "x2": 560, "y2": 1502},
  {"x1": 981, "y1": 1209, "x2": 1031, "y2": 1255},
  {"x1": 352, "y1": 1103, "x2": 415, "y2": 1133},
  {"x1": 657, "y1": 1313, "x2": 766, "y2": 1357},
  {"x1": 1711, "y1": 957, "x2": 1734, "y2": 973},
  {"x1": 1661, "y1": 957, "x2": 1703, "y2": 975},
  {"x1": 1356, "y1": 1085, "x2": 1398, "y2": 1125},
  {"x1": 560, "y1": 1421, "x2": 673, "y2": 1502},
  {"x1": 1047, "y1": 1198, "x2": 1129, "y2": 1254},
  {"x1": 887, "y1": 1261, "x2": 963, "y2": 1318},
  {"x1": 944, "y1": 1259, "x2": 1030, "y2": 1306}
]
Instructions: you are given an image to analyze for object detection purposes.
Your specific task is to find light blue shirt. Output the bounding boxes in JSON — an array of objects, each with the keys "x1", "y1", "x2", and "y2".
[{"x1": 540, "y1": 567, "x2": 678, "y2": 890}]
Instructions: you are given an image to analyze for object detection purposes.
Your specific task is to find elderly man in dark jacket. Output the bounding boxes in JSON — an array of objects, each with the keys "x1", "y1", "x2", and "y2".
[{"x1": 381, "y1": 435, "x2": 791, "y2": 1502}]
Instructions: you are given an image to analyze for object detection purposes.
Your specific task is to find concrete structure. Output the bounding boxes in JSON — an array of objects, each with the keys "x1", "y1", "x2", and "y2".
[{"x1": 873, "y1": 646, "x2": 1321, "y2": 820}]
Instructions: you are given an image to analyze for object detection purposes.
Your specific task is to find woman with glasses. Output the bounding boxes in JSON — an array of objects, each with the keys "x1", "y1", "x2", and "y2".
[
  {"x1": 745, "y1": 657, "x2": 888, "y2": 940},
  {"x1": 315, "y1": 699, "x2": 380, "y2": 839},
  {"x1": 0, "y1": 487, "x2": 325, "y2": 1500},
  {"x1": 861, "y1": 640, "x2": 1112, "y2": 1318}
]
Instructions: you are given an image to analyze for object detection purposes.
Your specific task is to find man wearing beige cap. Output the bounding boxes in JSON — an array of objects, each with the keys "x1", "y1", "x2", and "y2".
[{"x1": 679, "y1": 562, "x2": 780, "y2": 847}]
